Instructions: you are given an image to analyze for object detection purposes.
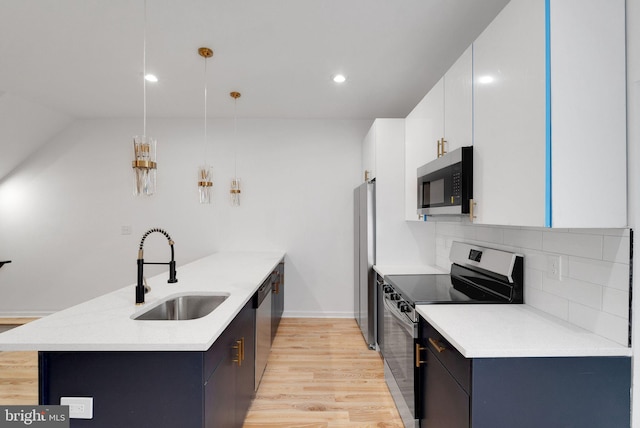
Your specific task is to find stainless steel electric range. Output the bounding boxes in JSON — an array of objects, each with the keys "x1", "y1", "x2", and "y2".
[{"x1": 381, "y1": 241, "x2": 523, "y2": 428}]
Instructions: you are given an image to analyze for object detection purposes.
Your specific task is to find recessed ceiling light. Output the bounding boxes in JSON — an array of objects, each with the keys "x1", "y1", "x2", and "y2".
[
  {"x1": 332, "y1": 74, "x2": 346, "y2": 83},
  {"x1": 478, "y1": 75, "x2": 494, "y2": 84},
  {"x1": 145, "y1": 74, "x2": 158, "y2": 83}
]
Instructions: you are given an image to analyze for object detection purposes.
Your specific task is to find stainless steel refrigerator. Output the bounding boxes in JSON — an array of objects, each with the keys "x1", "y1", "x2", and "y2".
[{"x1": 354, "y1": 180, "x2": 376, "y2": 349}]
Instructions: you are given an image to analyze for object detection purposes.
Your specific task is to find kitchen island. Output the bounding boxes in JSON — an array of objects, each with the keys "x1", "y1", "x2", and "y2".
[{"x1": 0, "y1": 251, "x2": 285, "y2": 428}]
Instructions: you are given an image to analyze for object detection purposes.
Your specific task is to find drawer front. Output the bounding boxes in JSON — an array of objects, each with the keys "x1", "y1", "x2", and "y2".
[
  {"x1": 421, "y1": 347, "x2": 470, "y2": 428},
  {"x1": 421, "y1": 319, "x2": 471, "y2": 393}
]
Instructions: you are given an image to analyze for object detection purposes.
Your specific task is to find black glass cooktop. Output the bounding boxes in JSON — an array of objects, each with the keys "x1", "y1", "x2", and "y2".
[{"x1": 385, "y1": 273, "x2": 507, "y2": 305}]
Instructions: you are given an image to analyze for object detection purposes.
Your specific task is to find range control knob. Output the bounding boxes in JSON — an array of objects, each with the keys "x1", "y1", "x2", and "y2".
[
  {"x1": 390, "y1": 293, "x2": 400, "y2": 301},
  {"x1": 398, "y1": 302, "x2": 411, "y2": 313},
  {"x1": 383, "y1": 285, "x2": 393, "y2": 293}
]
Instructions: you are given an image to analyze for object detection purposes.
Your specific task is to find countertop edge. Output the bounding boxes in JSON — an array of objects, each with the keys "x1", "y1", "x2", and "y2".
[{"x1": 416, "y1": 304, "x2": 632, "y2": 358}]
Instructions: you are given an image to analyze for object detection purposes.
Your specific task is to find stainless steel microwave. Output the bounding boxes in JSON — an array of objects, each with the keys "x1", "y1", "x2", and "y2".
[{"x1": 417, "y1": 146, "x2": 473, "y2": 216}]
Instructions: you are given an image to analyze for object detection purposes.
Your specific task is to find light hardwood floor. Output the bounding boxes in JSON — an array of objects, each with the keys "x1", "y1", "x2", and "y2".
[
  {"x1": 0, "y1": 318, "x2": 403, "y2": 427},
  {"x1": 244, "y1": 318, "x2": 403, "y2": 427}
]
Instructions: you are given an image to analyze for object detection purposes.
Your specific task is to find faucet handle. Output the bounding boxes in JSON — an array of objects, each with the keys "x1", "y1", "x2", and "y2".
[{"x1": 143, "y1": 277, "x2": 151, "y2": 294}]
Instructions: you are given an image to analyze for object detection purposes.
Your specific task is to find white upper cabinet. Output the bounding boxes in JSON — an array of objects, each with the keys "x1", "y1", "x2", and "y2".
[
  {"x1": 443, "y1": 45, "x2": 473, "y2": 154},
  {"x1": 362, "y1": 123, "x2": 376, "y2": 181},
  {"x1": 472, "y1": 0, "x2": 626, "y2": 228},
  {"x1": 405, "y1": 46, "x2": 473, "y2": 221},
  {"x1": 404, "y1": 78, "x2": 443, "y2": 220}
]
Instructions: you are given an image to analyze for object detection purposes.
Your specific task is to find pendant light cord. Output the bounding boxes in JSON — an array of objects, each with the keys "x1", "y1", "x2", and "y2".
[
  {"x1": 143, "y1": 0, "x2": 147, "y2": 137},
  {"x1": 233, "y1": 96, "x2": 238, "y2": 176},
  {"x1": 204, "y1": 56, "x2": 208, "y2": 163}
]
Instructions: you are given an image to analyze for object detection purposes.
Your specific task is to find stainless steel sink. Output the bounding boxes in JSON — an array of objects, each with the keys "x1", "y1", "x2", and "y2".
[{"x1": 133, "y1": 293, "x2": 229, "y2": 320}]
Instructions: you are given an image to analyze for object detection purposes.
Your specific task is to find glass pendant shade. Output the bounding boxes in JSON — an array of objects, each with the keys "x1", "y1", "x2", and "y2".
[
  {"x1": 199, "y1": 166, "x2": 213, "y2": 204},
  {"x1": 230, "y1": 178, "x2": 241, "y2": 206},
  {"x1": 132, "y1": 135, "x2": 157, "y2": 196}
]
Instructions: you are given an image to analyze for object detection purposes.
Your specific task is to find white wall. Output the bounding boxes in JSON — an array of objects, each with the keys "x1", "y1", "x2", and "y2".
[
  {"x1": 0, "y1": 117, "x2": 371, "y2": 317},
  {"x1": 628, "y1": 0, "x2": 640, "y2": 425}
]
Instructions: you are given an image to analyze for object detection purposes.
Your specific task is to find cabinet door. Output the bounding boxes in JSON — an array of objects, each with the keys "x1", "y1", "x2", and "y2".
[
  {"x1": 235, "y1": 299, "x2": 256, "y2": 424},
  {"x1": 204, "y1": 300, "x2": 255, "y2": 428},
  {"x1": 271, "y1": 263, "x2": 284, "y2": 341},
  {"x1": 548, "y1": 0, "x2": 626, "y2": 227},
  {"x1": 404, "y1": 78, "x2": 444, "y2": 220},
  {"x1": 472, "y1": 0, "x2": 546, "y2": 226},
  {"x1": 444, "y1": 45, "x2": 473, "y2": 153},
  {"x1": 204, "y1": 347, "x2": 236, "y2": 428},
  {"x1": 362, "y1": 122, "x2": 376, "y2": 181},
  {"x1": 420, "y1": 348, "x2": 470, "y2": 428}
]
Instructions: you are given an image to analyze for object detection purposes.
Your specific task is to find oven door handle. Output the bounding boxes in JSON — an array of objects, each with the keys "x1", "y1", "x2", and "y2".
[{"x1": 383, "y1": 295, "x2": 414, "y2": 335}]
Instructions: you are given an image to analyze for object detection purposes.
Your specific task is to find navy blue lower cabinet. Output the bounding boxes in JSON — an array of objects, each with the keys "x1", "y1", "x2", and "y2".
[
  {"x1": 419, "y1": 318, "x2": 631, "y2": 428},
  {"x1": 271, "y1": 262, "x2": 285, "y2": 343},
  {"x1": 39, "y1": 299, "x2": 256, "y2": 428}
]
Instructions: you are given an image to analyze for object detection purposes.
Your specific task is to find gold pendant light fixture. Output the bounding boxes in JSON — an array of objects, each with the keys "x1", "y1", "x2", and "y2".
[
  {"x1": 132, "y1": 0, "x2": 157, "y2": 196},
  {"x1": 230, "y1": 91, "x2": 242, "y2": 207},
  {"x1": 198, "y1": 47, "x2": 214, "y2": 204}
]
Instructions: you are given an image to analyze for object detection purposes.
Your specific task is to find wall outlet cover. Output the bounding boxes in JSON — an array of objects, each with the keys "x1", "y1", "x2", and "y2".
[
  {"x1": 546, "y1": 255, "x2": 562, "y2": 281},
  {"x1": 60, "y1": 397, "x2": 93, "y2": 419}
]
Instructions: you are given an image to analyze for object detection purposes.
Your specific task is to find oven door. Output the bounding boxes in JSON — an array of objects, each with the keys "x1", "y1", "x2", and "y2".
[{"x1": 383, "y1": 293, "x2": 418, "y2": 425}]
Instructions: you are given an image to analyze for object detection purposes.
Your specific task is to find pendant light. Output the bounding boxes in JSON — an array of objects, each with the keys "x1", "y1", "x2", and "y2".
[
  {"x1": 230, "y1": 91, "x2": 242, "y2": 207},
  {"x1": 132, "y1": 0, "x2": 157, "y2": 196},
  {"x1": 198, "y1": 47, "x2": 214, "y2": 204}
]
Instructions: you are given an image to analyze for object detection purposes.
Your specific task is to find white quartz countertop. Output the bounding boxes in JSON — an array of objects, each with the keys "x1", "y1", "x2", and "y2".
[
  {"x1": 0, "y1": 251, "x2": 285, "y2": 352},
  {"x1": 373, "y1": 264, "x2": 448, "y2": 277},
  {"x1": 416, "y1": 304, "x2": 631, "y2": 358}
]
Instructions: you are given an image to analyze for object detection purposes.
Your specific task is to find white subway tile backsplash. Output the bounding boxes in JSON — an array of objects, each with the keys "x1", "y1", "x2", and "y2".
[
  {"x1": 435, "y1": 225, "x2": 632, "y2": 345},
  {"x1": 520, "y1": 250, "x2": 548, "y2": 272},
  {"x1": 435, "y1": 223, "x2": 466, "y2": 239},
  {"x1": 503, "y1": 228, "x2": 543, "y2": 250},
  {"x1": 603, "y1": 235, "x2": 631, "y2": 264},
  {"x1": 568, "y1": 303, "x2": 629, "y2": 346},
  {"x1": 474, "y1": 226, "x2": 504, "y2": 244},
  {"x1": 568, "y1": 257, "x2": 630, "y2": 291},
  {"x1": 542, "y1": 276, "x2": 603, "y2": 310},
  {"x1": 603, "y1": 288, "x2": 630, "y2": 317},
  {"x1": 571, "y1": 228, "x2": 630, "y2": 237},
  {"x1": 525, "y1": 287, "x2": 569, "y2": 320},
  {"x1": 524, "y1": 267, "x2": 543, "y2": 290},
  {"x1": 542, "y1": 231, "x2": 603, "y2": 259}
]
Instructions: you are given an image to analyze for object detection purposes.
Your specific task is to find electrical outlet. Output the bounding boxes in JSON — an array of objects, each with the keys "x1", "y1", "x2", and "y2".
[
  {"x1": 121, "y1": 225, "x2": 132, "y2": 235},
  {"x1": 546, "y1": 255, "x2": 562, "y2": 281},
  {"x1": 61, "y1": 397, "x2": 93, "y2": 419}
]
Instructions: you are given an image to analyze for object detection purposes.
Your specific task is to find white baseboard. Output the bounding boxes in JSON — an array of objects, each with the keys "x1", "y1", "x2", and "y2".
[
  {"x1": 282, "y1": 310, "x2": 355, "y2": 319},
  {"x1": 0, "y1": 311, "x2": 53, "y2": 318}
]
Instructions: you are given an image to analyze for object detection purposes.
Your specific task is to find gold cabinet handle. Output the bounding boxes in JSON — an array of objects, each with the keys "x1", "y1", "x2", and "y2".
[
  {"x1": 233, "y1": 339, "x2": 243, "y2": 366},
  {"x1": 428, "y1": 337, "x2": 446, "y2": 353},
  {"x1": 437, "y1": 137, "x2": 447, "y2": 158},
  {"x1": 240, "y1": 337, "x2": 245, "y2": 362},
  {"x1": 469, "y1": 199, "x2": 477, "y2": 222},
  {"x1": 415, "y1": 343, "x2": 427, "y2": 368}
]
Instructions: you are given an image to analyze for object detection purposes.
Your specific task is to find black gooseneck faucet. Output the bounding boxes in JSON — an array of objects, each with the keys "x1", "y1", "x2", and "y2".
[{"x1": 136, "y1": 228, "x2": 178, "y2": 305}]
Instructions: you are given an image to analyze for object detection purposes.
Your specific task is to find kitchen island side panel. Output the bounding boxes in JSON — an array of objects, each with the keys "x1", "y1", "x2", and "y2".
[
  {"x1": 39, "y1": 351, "x2": 205, "y2": 428},
  {"x1": 471, "y1": 356, "x2": 631, "y2": 428}
]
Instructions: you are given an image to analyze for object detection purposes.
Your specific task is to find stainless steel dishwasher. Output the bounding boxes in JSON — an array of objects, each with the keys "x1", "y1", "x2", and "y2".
[{"x1": 254, "y1": 275, "x2": 272, "y2": 389}]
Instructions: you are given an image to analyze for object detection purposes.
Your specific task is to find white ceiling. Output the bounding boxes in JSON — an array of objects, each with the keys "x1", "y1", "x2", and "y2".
[{"x1": 0, "y1": 0, "x2": 509, "y2": 120}]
